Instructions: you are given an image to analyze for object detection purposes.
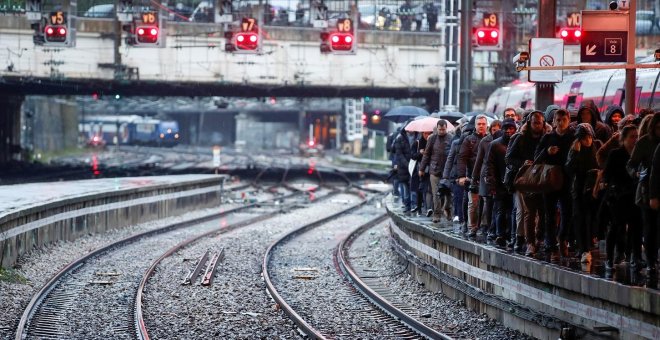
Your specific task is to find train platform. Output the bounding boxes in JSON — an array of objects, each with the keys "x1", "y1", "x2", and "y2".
[
  {"x1": 0, "y1": 175, "x2": 230, "y2": 267},
  {"x1": 385, "y1": 195, "x2": 660, "y2": 339}
]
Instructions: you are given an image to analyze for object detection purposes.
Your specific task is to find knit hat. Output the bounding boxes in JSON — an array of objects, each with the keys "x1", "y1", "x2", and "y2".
[
  {"x1": 501, "y1": 118, "x2": 516, "y2": 129},
  {"x1": 575, "y1": 123, "x2": 594, "y2": 139}
]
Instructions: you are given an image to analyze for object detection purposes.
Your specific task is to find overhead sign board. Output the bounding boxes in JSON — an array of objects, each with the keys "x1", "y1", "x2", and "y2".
[
  {"x1": 529, "y1": 38, "x2": 564, "y2": 83},
  {"x1": 580, "y1": 31, "x2": 627, "y2": 62},
  {"x1": 580, "y1": 10, "x2": 628, "y2": 63}
]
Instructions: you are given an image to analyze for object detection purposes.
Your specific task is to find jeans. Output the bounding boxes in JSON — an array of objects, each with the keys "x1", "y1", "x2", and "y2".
[
  {"x1": 543, "y1": 190, "x2": 572, "y2": 248},
  {"x1": 494, "y1": 194, "x2": 513, "y2": 239},
  {"x1": 451, "y1": 182, "x2": 464, "y2": 220},
  {"x1": 526, "y1": 193, "x2": 544, "y2": 243},
  {"x1": 467, "y1": 192, "x2": 480, "y2": 232},
  {"x1": 398, "y1": 181, "x2": 411, "y2": 210}
]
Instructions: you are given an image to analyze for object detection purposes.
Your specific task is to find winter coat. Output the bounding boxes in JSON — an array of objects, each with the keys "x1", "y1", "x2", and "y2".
[
  {"x1": 596, "y1": 135, "x2": 620, "y2": 169},
  {"x1": 386, "y1": 128, "x2": 400, "y2": 161},
  {"x1": 485, "y1": 134, "x2": 511, "y2": 196},
  {"x1": 420, "y1": 132, "x2": 452, "y2": 177},
  {"x1": 457, "y1": 131, "x2": 486, "y2": 180},
  {"x1": 566, "y1": 143, "x2": 600, "y2": 199},
  {"x1": 650, "y1": 143, "x2": 660, "y2": 201},
  {"x1": 603, "y1": 147, "x2": 635, "y2": 198},
  {"x1": 410, "y1": 136, "x2": 425, "y2": 190},
  {"x1": 534, "y1": 127, "x2": 576, "y2": 166},
  {"x1": 626, "y1": 121, "x2": 660, "y2": 207},
  {"x1": 572, "y1": 104, "x2": 612, "y2": 144},
  {"x1": 472, "y1": 133, "x2": 499, "y2": 196},
  {"x1": 393, "y1": 131, "x2": 412, "y2": 181},
  {"x1": 604, "y1": 105, "x2": 624, "y2": 132},
  {"x1": 443, "y1": 137, "x2": 461, "y2": 180},
  {"x1": 505, "y1": 127, "x2": 543, "y2": 173}
]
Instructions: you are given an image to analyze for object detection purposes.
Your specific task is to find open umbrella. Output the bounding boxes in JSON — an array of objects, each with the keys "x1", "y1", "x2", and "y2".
[
  {"x1": 384, "y1": 106, "x2": 429, "y2": 123},
  {"x1": 405, "y1": 117, "x2": 456, "y2": 133}
]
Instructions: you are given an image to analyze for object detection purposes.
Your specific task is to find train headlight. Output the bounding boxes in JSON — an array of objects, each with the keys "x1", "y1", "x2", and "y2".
[
  {"x1": 167, "y1": 128, "x2": 172, "y2": 134},
  {"x1": 174, "y1": 133, "x2": 179, "y2": 139},
  {"x1": 160, "y1": 133, "x2": 165, "y2": 138}
]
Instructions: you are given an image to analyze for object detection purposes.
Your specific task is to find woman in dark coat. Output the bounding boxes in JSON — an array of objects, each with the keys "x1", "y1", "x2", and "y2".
[
  {"x1": 626, "y1": 113, "x2": 660, "y2": 276},
  {"x1": 602, "y1": 125, "x2": 640, "y2": 277},
  {"x1": 394, "y1": 128, "x2": 412, "y2": 211},
  {"x1": 566, "y1": 123, "x2": 601, "y2": 263},
  {"x1": 410, "y1": 131, "x2": 431, "y2": 214}
]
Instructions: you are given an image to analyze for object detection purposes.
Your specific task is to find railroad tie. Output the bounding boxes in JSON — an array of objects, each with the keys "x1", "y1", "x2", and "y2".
[
  {"x1": 201, "y1": 248, "x2": 225, "y2": 286},
  {"x1": 182, "y1": 250, "x2": 209, "y2": 285}
]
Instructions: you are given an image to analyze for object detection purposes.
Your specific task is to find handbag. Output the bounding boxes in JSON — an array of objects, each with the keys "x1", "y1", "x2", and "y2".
[{"x1": 513, "y1": 163, "x2": 564, "y2": 193}]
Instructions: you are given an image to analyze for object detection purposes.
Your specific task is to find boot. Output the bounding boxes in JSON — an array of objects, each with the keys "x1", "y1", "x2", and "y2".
[
  {"x1": 514, "y1": 236, "x2": 525, "y2": 253},
  {"x1": 605, "y1": 259, "x2": 614, "y2": 279}
]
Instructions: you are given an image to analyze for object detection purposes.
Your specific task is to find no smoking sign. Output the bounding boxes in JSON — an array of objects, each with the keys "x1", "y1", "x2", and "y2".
[
  {"x1": 529, "y1": 38, "x2": 564, "y2": 83},
  {"x1": 539, "y1": 55, "x2": 554, "y2": 67}
]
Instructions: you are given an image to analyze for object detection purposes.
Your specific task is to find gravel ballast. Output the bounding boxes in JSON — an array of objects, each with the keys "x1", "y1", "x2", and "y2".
[{"x1": 348, "y1": 220, "x2": 534, "y2": 340}]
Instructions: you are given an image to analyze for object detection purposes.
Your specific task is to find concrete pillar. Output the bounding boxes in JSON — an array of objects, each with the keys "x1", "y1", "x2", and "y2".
[{"x1": 0, "y1": 95, "x2": 25, "y2": 165}]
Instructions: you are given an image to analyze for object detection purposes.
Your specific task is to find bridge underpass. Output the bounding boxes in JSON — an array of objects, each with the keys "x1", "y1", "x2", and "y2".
[{"x1": 0, "y1": 15, "x2": 457, "y2": 164}]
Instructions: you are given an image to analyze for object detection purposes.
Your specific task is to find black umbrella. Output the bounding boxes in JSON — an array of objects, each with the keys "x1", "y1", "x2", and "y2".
[{"x1": 383, "y1": 106, "x2": 429, "y2": 123}]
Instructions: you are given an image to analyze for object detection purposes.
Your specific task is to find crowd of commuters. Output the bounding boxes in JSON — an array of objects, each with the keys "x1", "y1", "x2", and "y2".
[{"x1": 387, "y1": 105, "x2": 660, "y2": 281}]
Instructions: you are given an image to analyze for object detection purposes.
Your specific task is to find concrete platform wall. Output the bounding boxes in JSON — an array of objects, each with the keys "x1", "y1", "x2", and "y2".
[
  {"x1": 386, "y1": 198, "x2": 660, "y2": 340},
  {"x1": 0, "y1": 176, "x2": 226, "y2": 268}
]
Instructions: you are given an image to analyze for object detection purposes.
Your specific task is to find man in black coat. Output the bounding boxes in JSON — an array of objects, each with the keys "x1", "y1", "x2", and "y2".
[
  {"x1": 534, "y1": 109, "x2": 575, "y2": 259},
  {"x1": 485, "y1": 118, "x2": 516, "y2": 248},
  {"x1": 457, "y1": 115, "x2": 488, "y2": 238},
  {"x1": 505, "y1": 111, "x2": 547, "y2": 254},
  {"x1": 420, "y1": 119, "x2": 452, "y2": 223}
]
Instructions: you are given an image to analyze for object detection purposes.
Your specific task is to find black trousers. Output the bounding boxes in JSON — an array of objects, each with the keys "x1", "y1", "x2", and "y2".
[
  {"x1": 607, "y1": 195, "x2": 641, "y2": 263},
  {"x1": 641, "y1": 206, "x2": 659, "y2": 268}
]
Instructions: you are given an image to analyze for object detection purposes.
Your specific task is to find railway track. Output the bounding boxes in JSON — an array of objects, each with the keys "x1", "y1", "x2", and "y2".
[
  {"x1": 261, "y1": 192, "x2": 449, "y2": 339},
  {"x1": 133, "y1": 184, "x2": 347, "y2": 339},
  {"x1": 13, "y1": 176, "x2": 301, "y2": 340}
]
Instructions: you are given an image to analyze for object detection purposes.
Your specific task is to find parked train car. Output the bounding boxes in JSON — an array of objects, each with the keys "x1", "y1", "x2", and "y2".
[
  {"x1": 81, "y1": 115, "x2": 180, "y2": 147},
  {"x1": 485, "y1": 57, "x2": 660, "y2": 119}
]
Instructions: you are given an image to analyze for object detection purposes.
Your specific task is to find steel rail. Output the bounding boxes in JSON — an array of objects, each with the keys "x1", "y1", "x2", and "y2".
[
  {"x1": 134, "y1": 187, "x2": 344, "y2": 340},
  {"x1": 262, "y1": 193, "x2": 378, "y2": 339},
  {"x1": 14, "y1": 183, "x2": 285, "y2": 340},
  {"x1": 336, "y1": 217, "x2": 453, "y2": 340}
]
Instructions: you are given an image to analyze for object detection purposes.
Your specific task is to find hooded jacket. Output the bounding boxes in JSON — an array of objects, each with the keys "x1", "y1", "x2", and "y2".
[
  {"x1": 603, "y1": 105, "x2": 624, "y2": 132},
  {"x1": 485, "y1": 133, "x2": 512, "y2": 196},
  {"x1": 573, "y1": 104, "x2": 612, "y2": 143},
  {"x1": 626, "y1": 114, "x2": 660, "y2": 207},
  {"x1": 595, "y1": 114, "x2": 637, "y2": 167},
  {"x1": 393, "y1": 129, "x2": 412, "y2": 181},
  {"x1": 505, "y1": 118, "x2": 546, "y2": 172},
  {"x1": 566, "y1": 142, "x2": 600, "y2": 199},
  {"x1": 544, "y1": 104, "x2": 561, "y2": 124}
]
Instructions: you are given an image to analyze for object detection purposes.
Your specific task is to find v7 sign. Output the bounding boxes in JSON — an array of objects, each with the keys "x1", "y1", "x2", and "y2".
[{"x1": 580, "y1": 31, "x2": 627, "y2": 63}]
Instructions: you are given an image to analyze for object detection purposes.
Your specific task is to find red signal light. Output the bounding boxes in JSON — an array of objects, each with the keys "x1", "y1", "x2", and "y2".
[
  {"x1": 136, "y1": 26, "x2": 159, "y2": 44},
  {"x1": 308, "y1": 140, "x2": 315, "y2": 147},
  {"x1": 558, "y1": 27, "x2": 581, "y2": 45},
  {"x1": 235, "y1": 32, "x2": 259, "y2": 50},
  {"x1": 329, "y1": 33, "x2": 354, "y2": 52},
  {"x1": 44, "y1": 25, "x2": 67, "y2": 43},
  {"x1": 475, "y1": 28, "x2": 499, "y2": 46}
]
